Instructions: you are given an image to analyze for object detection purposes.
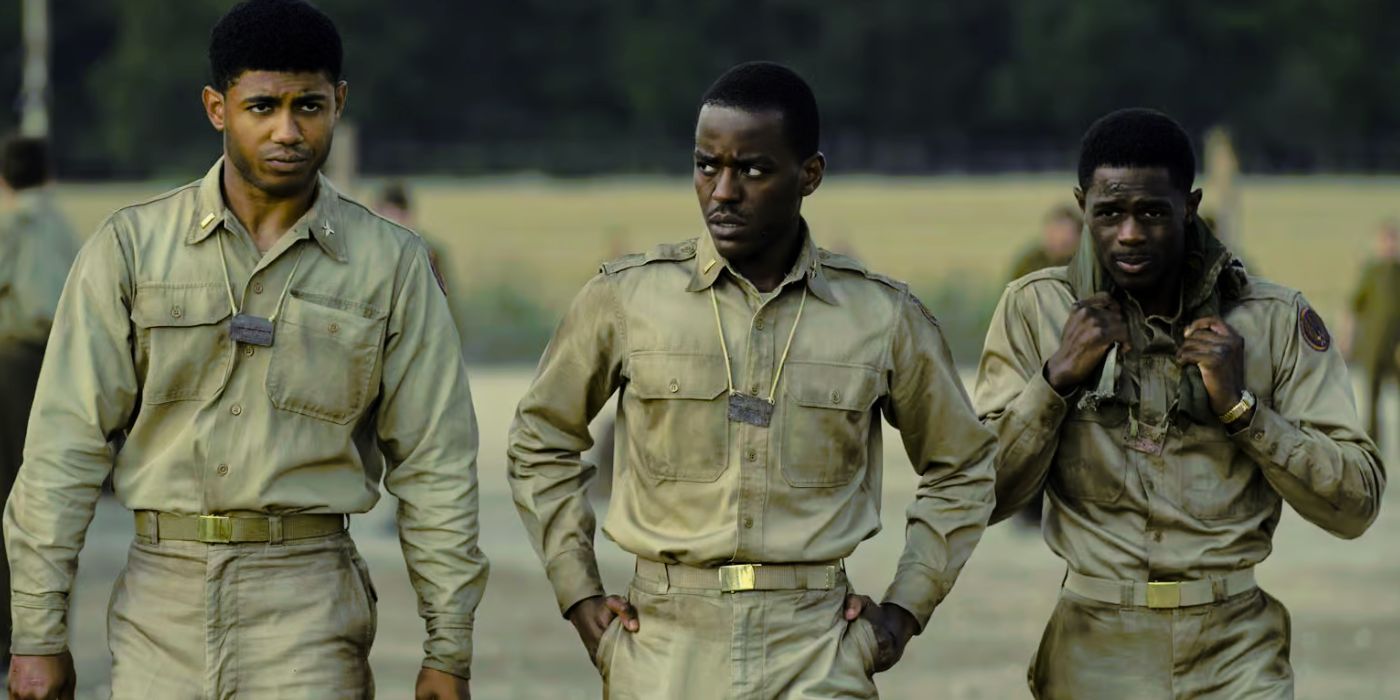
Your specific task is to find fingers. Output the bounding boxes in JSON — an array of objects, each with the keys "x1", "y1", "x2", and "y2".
[
  {"x1": 1184, "y1": 316, "x2": 1232, "y2": 338},
  {"x1": 844, "y1": 594, "x2": 875, "y2": 621},
  {"x1": 604, "y1": 594, "x2": 640, "y2": 632}
]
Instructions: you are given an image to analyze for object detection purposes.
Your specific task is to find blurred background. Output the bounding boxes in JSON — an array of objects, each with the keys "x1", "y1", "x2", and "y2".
[{"x1": 3, "y1": 1, "x2": 1399, "y2": 698}]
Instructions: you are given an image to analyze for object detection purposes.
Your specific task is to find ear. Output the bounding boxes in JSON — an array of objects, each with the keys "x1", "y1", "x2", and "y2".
[
  {"x1": 334, "y1": 81, "x2": 349, "y2": 119},
  {"x1": 1073, "y1": 187, "x2": 1086, "y2": 212},
  {"x1": 800, "y1": 151, "x2": 826, "y2": 197},
  {"x1": 1186, "y1": 188, "x2": 1204, "y2": 221},
  {"x1": 203, "y1": 86, "x2": 226, "y2": 132}
]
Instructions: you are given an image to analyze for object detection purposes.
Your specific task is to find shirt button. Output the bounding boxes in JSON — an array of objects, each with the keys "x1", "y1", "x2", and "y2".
[
  {"x1": 216, "y1": 463, "x2": 229, "y2": 476},
  {"x1": 754, "y1": 317, "x2": 765, "y2": 330},
  {"x1": 749, "y1": 384, "x2": 760, "y2": 395},
  {"x1": 252, "y1": 281, "x2": 265, "y2": 294},
  {"x1": 230, "y1": 404, "x2": 243, "y2": 416},
  {"x1": 830, "y1": 390, "x2": 842, "y2": 404},
  {"x1": 743, "y1": 517, "x2": 754, "y2": 529},
  {"x1": 243, "y1": 346, "x2": 255, "y2": 357},
  {"x1": 1151, "y1": 530, "x2": 1163, "y2": 542},
  {"x1": 669, "y1": 380, "x2": 680, "y2": 393},
  {"x1": 328, "y1": 322, "x2": 340, "y2": 334},
  {"x1": 746, "y1": 448, "x2": 758, "y2": 461},
  {"x1": 170, "y1": 305, "x2": 183, "y2": 319},
  {"x1": 1252, "y1": 430, "x2": 1264, "y2": 441}
]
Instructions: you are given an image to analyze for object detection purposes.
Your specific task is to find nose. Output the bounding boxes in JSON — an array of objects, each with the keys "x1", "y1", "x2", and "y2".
[
  {"x1": 712, "y1": 168, "x2": 741, "y2": 203},
  {"x1": 270, "y1": 110, "x2": 304, "y2": 146},
  {"x1": 1116, "y1": 215, "x2": 1145, "y2": 245}
]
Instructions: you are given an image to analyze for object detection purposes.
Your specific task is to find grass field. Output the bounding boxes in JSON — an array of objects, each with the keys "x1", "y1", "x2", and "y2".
[{"x1": 53, "y1": 174, "x2": 1400, "y2": 329}]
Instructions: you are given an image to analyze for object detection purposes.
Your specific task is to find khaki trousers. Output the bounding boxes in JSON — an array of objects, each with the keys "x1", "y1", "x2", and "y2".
[
  {"x1": 1030, "y1": 587, "x2": 1293, "y2": 699},
  {"x1": 596, "y1": 568, "x2": 879, "y2": 700},
  {"x1": 107, "y1": 531, "x2": 377, "y2": 699}
]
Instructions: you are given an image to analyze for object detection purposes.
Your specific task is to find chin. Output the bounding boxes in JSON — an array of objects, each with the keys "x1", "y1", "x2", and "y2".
[{"x1": 255, "y1": 171, "x2": 318, "y2": 198}]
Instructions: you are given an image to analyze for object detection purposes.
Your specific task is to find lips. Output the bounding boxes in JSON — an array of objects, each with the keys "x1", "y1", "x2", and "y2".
[
  {"x1": 264, "y1": 153, "x2": 310, "y2": 173},
  {"x1": 1113, "y1": 253, "x2": 1153, "y2": 275}
]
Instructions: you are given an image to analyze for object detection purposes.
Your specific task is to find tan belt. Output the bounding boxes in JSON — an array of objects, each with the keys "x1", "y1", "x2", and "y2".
[
  {"x1": 134, "y1": 511, "x2": 346, "y2": 544},
  {"x1": 1064, "y1": 568, "x2": 1257, "y2": 609},
  {"x1": 635, "y1": 558, "x2": 841, "y2": 593}
]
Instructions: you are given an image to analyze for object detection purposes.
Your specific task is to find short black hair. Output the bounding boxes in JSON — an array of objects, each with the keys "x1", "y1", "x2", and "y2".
[
  {"x1": 1078, "y1": 108, "x2": 1196, "y2": 193},
  {"x1": 1, "y1": 135, "x2": 52, "y2": 190},
  {"x1": 700, "y1": 61, "x2": 820, "y2": 160},
  {"x1": 208, "y1": 0, "x2": 343, "y2": 92}
]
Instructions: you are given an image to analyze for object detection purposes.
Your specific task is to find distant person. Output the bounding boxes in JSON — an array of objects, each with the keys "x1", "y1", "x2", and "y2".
[
  {"x1": 1348, "y1": 219, "x2": 1400, "y2": 442},
  {"x1": 1008, "y1": 204, "x2": 1082, "y2": 281},
  {"x1": 0, "y1": 135, "x2": 80, "y2": 670},
  {"x1": 508, "y1": 61, "x2": 996, "y2": 698},
  {"x1": 976, "y1": 108, "x2": 1384, "y2": 698},
  {"x1": 3, "y1": 2, "x2": 485, "y2": 698}
]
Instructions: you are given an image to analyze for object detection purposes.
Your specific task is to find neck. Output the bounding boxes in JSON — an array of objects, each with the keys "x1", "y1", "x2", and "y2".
[
  {"x1": 222, "y1": 162, "x2": 316, "y2": 252},
  {"x1": 729, "y1": 219, "x2": 804, "y2": 293},
  {"x1": 1131, "y1": 269, "x2": 1183, "y2": 318}
]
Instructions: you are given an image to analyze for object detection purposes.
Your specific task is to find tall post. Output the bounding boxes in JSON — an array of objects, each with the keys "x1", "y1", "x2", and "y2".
[{"x1": 20, "y1": 0, "x2": 51, "y2": 138}]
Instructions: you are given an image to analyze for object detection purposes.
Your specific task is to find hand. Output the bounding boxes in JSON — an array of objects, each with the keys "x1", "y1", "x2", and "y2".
[
  {"x1": 566, "y1": 594, "x2": 638, "y2": 663},
  {"x1": 415, "y1": 667, "x2": 470, "y2": 700},
  {"x1": 1045, "y1": 292, "x2": 1132, "y2": 394},
  {"x1": 8, "y1": 652, "x2": 76, "y2": 700},
  {"x1": 1176, "y1": 316, "x2": 1249, "y2": 420},
  {"x1": 843, "y1": 595, "x2": 919, "y2": 673}
]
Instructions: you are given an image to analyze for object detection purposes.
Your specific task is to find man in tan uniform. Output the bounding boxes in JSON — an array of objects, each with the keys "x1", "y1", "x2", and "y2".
[
  {"x1": 509, "y1": 62, "x2": 997, "y2": 699},
  {"x1": 976, "y1": 108, "x2": 1385, "y2": 698},
  {"x1": 1007, "y1": 204, "x2": 1082, "y2": 283},
  {"x1": 1346, "y1": 220, "x2": 1400, "y2": 442},
  {"x1": 0, "y1": 136, "x2": 80, "y2": 668},
  {"x1": 4, "y1": 2, "x2": 485, "y2": 698}
]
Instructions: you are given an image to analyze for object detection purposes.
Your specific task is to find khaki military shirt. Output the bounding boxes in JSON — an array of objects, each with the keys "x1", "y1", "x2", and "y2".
[
  {"x1": 2, "y1": 161, "x2": 488, "y2": 678},
  {"x1": 975, "y1": 267, "x2": 1385, "y2": 582},
  {"x1": 0, "y1": 190, "x2": 80, "y2": 344},
  {"x1": 508, "y1": 228, "x2": 997, "y2": 628},
  {"x1": 1349, "y1": 258, "x2": 1400, "y2": 373}
]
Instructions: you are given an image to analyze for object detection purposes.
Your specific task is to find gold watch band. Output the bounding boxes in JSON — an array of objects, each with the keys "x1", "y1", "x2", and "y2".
[{"x1": 1219, "y1": 390, "x2": 1256, "y2": 424}]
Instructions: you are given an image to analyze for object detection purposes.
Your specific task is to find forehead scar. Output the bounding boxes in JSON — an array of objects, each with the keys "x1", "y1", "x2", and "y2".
[{"x1": 1106, "y1": 181, "x2": 1128, "y2": 193}]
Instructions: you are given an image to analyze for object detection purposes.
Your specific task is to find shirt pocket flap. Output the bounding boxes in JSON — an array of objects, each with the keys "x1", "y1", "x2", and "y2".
[
  {"x1": 131, "y1": 283, "x2": 231, "y2": 328},
  {"x1": 785, "y1": 363, "x2": 881, "y2": 411},
  {"x1": 628, "y1": 352, "x2": 728, "y2": 400}
]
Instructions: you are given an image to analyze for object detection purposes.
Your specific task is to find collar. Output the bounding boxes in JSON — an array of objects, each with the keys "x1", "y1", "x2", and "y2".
[
  {"x1": 686, "y1": 220, "x2": 836, "y2": 304},
  {"x1": 187, "y1": 158, "x2": 347, "y2": 262},
  {"x1": 1066, "y1": 216, "x2": 1239, "y2": 311}
]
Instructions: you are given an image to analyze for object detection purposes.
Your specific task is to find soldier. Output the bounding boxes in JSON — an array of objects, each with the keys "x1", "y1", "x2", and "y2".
[
  {"x1": 508, "y1": 62, "x2": 997, "y2": 698},
  {"x1": 975, "y1": 108, "x2": 1385, "y2": 698},
  {"x1": 0, "y1": 135, "x2": 80, "y2": 669},
  {"x1": 1347, "y1": 219, "x2": 1400, "y2": 443},
  {"x1": 4, "y1": 2, "x2": 486, "y2": 698},
  {"x1": 1007, "y1": 204, "x2": 1082, "y2": 282}
]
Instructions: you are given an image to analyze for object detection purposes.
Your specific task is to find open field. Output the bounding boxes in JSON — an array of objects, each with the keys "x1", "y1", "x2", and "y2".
[{"x1": 53, "y1": 175, "x2": 1400, "y2": 325}]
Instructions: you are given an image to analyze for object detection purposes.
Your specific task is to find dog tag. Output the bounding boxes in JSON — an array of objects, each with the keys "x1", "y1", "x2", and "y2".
[
  {"x1": 728, "y1": 393, "x2": 774, "y2": 428},
  {"x1": 230, "y1": 314, "x2": 275, "y2": 347}
]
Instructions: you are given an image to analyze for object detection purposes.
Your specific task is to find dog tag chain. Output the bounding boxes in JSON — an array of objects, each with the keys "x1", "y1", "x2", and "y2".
[
  {"x1": 217, "y1": 233, "x2": 306, "y2": 347},
  {"x1": 711, "y1": 284, "x2": 808, "y2": 428}
]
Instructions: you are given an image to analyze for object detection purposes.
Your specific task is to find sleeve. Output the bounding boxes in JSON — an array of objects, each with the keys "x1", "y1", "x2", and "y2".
[
  {"x1": 879, "y1": 292, "x2": 998, "y2": 630},
  {"x1": 507, "y1": 273, "x2": 624, "y2": 616},
  {"x1": 1228, "y1": 295, "x2": 1386, "y2": 539},
  {"x1": 376, "y1": 241, "x2": 489, "y2": 680},
  {"x1": 3, "y1": 221, "x2": 137, "y2": 654},
  {"x1": 972, "y1": 284, "x2": 1072, "y2": 524}
]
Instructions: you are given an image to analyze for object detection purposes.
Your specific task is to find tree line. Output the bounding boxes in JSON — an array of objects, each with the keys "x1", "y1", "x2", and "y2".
[{"x1": 3, "y1": 0, "x2": 1399, "y2": 177}]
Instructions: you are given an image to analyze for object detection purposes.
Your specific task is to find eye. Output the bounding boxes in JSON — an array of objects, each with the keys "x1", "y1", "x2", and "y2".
[
  {"x1": 249, "y1": 103, "x2": 273, "y2": 114},
  {"x1": 1095, "y1": 208, "x2": 1122, "y2": 220},
  {"x1": 299, "y1": 103, "x2": 323, "y2": 113},
  {"x1": 1141, "y1": 208, "x2": 1169, "y2": 220},
  {"x1": 743, "y1": 166, "x2": 766, "y2": 178},
  {"x1": 696, "y1": 162, "x2": 717, "y2": 176}
]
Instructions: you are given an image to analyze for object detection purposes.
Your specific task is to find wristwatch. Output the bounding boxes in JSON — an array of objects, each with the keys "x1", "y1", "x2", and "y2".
[{"x1": 1219, "y1": 389, "x2": 1256, "y2": 425}]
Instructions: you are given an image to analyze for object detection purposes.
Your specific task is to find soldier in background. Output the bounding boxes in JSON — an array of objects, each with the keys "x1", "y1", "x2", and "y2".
[
  {"x1": 1347, "y1": 219, "x2": 1400, "y2": 444},
  {"x1": 1008, "y1": 204, "x2": 1081, "y2": 282},
  {"x1": 0, "y1": 135, "x2": 80, "y2": 670}
]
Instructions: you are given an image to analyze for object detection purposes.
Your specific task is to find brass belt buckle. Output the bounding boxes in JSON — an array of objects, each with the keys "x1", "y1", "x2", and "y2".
[
  {"x1": 197, "y1": 515, "x2": 234, "y2": 544},
  {"x1": 1146, "y1": 581, "x2": 1181, "y2": 609},
  {"x1": 719, "y1": 564, "x2": 759, "y2": 592}
]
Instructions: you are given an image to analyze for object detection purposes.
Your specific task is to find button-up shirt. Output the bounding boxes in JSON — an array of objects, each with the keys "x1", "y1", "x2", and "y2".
[
  {"x1": 975, "y1": 267, "x2": 1385, "y2": 582},
  {"x1": 3, "y1": 160, "x2": 488, "y2": 678},
  {"x1": 508, "y1": 228, "x2": 996, "y2": 628}
]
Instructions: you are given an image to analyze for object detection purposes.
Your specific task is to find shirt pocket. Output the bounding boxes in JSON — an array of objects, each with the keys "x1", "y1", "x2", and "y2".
[
  {"x1": 1051, "y1": 404, "x2": 1129, "y2": 504},
  {"x1": 779, "y1": 362, "x2": 881, "y2": 488},
  {"x1": 624, "y1": 352, "x2": 729, "y2": 482},
  {"x1": 265, "y1": 293, "x2": 386, "y2": 424},
  {"x1": 1175, "y1": 420, "x2": 1270, "y2": 520},
  {"x1": 131, "y1": 283, "x2": 233, "y2": 405}
]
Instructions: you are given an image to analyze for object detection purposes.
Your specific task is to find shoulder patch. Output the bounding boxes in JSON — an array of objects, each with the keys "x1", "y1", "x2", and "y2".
[
  {"x1": 1298, "y1": 306, "x2": 1331, "y2": 352},
  {"x1": 600, "y1": 238, "x2": 699, "y2": 274}
]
